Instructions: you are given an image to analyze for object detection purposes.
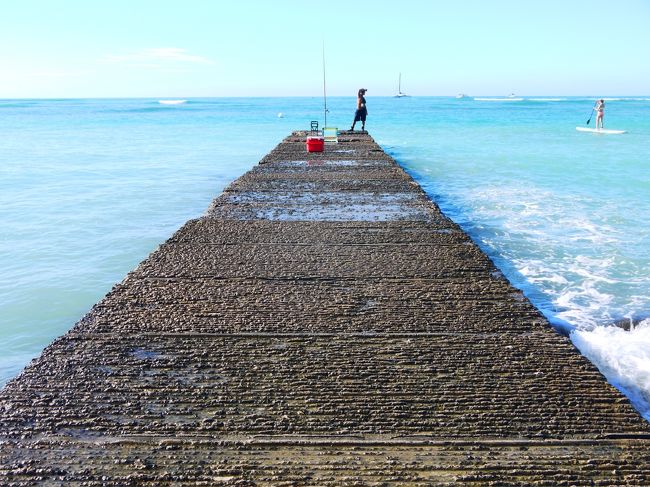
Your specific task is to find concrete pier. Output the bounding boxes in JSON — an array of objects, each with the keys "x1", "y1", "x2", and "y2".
[{"x1": 2, "y1": 131, "x2": 650, "y2": 485}]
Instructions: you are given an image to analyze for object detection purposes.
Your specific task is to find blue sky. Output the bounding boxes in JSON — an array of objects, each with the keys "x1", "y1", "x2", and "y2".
[{"x1": 1, "y1": 0, "x2": 649, "y2": 97}]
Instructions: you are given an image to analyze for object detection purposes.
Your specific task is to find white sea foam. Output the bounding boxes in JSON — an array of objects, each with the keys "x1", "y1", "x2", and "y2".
[
  {"x1": 555, "y1": 282, "x2": 614, "y2": 327},
  {"x1": 437, "y1": 178, "x2": 650, "y2": 417},
  {"x1": 473, "y1": 97, "x2": 524, "y2": 101},
  {"x1": 158, "y1": 99, "x2": 187, "y2": 105},
  {"x1": 518, "y1": 260, "x2": 569, "y2": 286},
  {"x1": 572, "y1": 321, "x2": 650, "y2": 420},
  {"x1": 588, "y1": 97, "x2": 650, "y2": 102}
]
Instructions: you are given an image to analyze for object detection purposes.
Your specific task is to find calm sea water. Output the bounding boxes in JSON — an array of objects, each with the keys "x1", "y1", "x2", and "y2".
[{"x1": 1, "y1": 97, "x2": 649, "y2": 418}]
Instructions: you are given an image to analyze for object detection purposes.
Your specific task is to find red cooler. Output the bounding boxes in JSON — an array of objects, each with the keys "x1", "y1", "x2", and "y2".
[{"x1": 306, "y1": 136, "x2": 324, "y2": 153}]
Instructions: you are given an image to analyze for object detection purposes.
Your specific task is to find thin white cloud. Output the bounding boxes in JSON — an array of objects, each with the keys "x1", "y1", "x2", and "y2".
[
  {"x1": 103, "y1": 48, "x2": 215, "y2": 67},
  {"x1": 29, "y1": 68, "x2": 95, "y2": 78}
]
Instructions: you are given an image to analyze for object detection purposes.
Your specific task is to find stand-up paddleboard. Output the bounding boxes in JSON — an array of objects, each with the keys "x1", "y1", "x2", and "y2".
[{"x1": 576, "y1": 127, "x2": 626, "y2": 134}]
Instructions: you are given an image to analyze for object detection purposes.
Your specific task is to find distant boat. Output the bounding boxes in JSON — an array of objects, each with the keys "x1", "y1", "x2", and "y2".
[
  {"x1": 394, "y1": 73, "x2": 409, "y2": 98},
  {"x1": 456, "y1": 93, "x2": 470, "y2": 99},
  {"x1": 507, "y1": 93, "x2": 517, "y2": 99}
]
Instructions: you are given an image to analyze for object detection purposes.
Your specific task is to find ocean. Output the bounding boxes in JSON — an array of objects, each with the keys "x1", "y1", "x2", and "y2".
[{"x1": 1, "y1": 96, "x2": 649, "y2": 419}]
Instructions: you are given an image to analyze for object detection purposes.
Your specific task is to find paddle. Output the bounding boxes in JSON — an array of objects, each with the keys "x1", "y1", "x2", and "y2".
[{"x1": 586, "y1": 103, "x2": 596, "y2": 125}]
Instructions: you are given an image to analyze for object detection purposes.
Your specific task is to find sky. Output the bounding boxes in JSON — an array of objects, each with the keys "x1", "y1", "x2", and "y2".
[{"x1": 1, "y1": 0, "x2": 649, "y2": 98}]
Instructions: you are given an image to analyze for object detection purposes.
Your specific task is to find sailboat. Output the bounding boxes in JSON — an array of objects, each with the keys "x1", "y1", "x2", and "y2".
[{"x1": 395, "y1": 73, "x2": 409, "y2": 98}]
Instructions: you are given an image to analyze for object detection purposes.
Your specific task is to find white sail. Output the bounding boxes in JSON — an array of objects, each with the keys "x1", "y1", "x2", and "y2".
[{"x1": 395, "y1": 73, "x2": 409, "y2": 98}]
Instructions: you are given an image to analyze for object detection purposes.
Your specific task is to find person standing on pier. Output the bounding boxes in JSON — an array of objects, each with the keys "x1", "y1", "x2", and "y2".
[{"x1": 350, "y1": 88, "x2": 368, "y2": 131}]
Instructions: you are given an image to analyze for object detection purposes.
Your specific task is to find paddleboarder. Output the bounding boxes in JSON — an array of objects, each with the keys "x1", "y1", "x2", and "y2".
[
  {"x1": 350, "y1": 88, "x2": 368, "y2": 131},
  {"x1": 594, "y1": 99, "x2": 605, "y2": 129}
]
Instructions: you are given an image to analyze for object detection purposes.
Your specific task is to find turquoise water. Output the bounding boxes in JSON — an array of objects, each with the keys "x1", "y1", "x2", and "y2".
[{"x1": 1, "y1": 97, "x2": 649, "y2": 418}]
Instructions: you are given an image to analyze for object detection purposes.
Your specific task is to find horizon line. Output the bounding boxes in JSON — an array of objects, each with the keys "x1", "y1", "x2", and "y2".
[{"x1": 2, "y1": 94, "x2": 649, "y2": 100}]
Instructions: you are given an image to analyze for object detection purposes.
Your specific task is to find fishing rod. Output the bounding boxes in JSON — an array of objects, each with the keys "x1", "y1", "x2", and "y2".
[{"x1": 322, "y1": 41, "x2": 328, "y2": 128}]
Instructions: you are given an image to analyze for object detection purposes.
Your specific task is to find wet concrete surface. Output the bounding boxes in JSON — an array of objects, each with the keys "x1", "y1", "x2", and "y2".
[{"x1": 1, "y1": 131, "x2": 649, "y2": 485}]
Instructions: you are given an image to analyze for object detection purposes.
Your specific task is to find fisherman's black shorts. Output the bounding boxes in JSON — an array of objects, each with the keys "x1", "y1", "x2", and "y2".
[{"x1": 354, "y1": 108, "x2": 367, "y2": 122}]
